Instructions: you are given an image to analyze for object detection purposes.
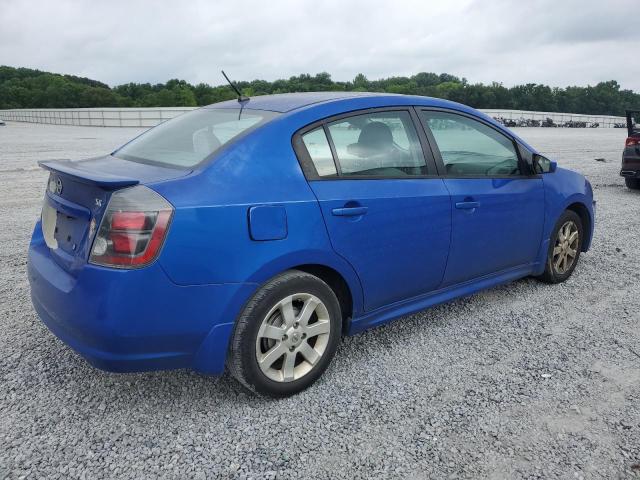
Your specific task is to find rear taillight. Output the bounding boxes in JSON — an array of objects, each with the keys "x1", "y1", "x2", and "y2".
[
  {"x1": 626, "y1": 137, "x2": 640, "y2": 147},
  {"x1": 90, "y1": 186, "x2": 173, "y2": 268}
]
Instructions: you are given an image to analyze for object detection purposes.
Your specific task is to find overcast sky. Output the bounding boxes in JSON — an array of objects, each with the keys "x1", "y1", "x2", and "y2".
[{"x1": 1, "y1": 0, "x2": 637, "y2": 91}]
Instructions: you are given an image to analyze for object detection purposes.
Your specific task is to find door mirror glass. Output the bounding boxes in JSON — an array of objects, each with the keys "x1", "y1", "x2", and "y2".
[{"x1": 533, "y1": 154, "x2": 557, "y2": 174}]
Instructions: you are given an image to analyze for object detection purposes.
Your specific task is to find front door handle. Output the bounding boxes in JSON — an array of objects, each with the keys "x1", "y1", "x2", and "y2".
[
  {"x1": 331, "y1": 206, "x2": 368, "y2": 217},
  {"x1": 455, "y1": 201, "x2": 480, "y2": 210}
]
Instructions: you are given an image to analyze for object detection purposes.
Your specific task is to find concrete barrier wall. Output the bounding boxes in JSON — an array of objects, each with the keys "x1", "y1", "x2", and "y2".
[{"x1": 0, "y1": 107, "x2": 627, "y2": 128}]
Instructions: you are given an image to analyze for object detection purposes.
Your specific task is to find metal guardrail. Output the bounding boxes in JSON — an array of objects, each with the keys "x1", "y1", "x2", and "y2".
[
  {"x1": 0, "y1": 107, "x2": 628, "y2": 128},
  {"x1": 0, "y1": 107, "x2": 196, "y2": 127},
  {"x1": 481, "y1": 109, "x2": 626, "y2": 128}
]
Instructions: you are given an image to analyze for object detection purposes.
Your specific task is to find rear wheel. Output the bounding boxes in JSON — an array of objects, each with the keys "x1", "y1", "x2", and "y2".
[
  {"x1": 625, "y1": 178, "x2": 640, "y2": 190},
  {"x1": 537, "y1": 210, "x2": 583, "y2": 284},
  {"x1": 228, "y1": 270, "x2": 341, "y2": 397}
]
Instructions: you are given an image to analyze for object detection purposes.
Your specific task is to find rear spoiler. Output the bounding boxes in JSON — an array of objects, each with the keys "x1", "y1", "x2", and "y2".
[{"x1": 38, "y1": 159, "x2": 139, "y2": 190}]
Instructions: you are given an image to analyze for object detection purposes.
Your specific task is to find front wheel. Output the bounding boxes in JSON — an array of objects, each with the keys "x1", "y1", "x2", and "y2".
[
  {"x1": 537, "y1": 210, "x2": 583, "y2": 284},
  {"x1": 625, "y1": 178, "x2": 640, "y2": 190},
  {"x1": 228, "y1": 270, "x2": 342, "y2": 397}
]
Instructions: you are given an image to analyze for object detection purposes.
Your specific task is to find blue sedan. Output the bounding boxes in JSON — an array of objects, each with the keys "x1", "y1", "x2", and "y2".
[{"x1": 28, "y1": 92, "x2": 595, "y2": 396}]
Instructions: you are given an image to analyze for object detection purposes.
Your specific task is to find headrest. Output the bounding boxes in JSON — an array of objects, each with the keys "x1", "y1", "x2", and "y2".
[
  {"x1": 193, "y1": 129, "x2": 221, "y2": 156},
  {"x1": 346, "y1": 122, "x2": 393, "y2": 157}
]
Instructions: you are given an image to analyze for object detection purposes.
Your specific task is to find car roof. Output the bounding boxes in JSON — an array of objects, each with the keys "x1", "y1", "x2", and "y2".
[
  {"x1": 207, "y1": 91, "x2": 484, "y2": 117},
  {"x1": 206, "y1": 91, "x2": 390, "y2": 113},
  {"x1": 205, "y1": 91, "x2": 538, "y2": 153}
]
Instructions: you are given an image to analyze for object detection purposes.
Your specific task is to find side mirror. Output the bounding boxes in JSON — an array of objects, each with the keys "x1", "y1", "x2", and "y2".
[{"x1": 533, "y1": 154, "x2": 557, "y2": 174}]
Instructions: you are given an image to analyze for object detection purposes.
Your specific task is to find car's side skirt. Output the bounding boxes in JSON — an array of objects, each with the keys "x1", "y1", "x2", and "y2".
[{"x1": 348, "y1": 264, "x2": 536, "y2": 335}]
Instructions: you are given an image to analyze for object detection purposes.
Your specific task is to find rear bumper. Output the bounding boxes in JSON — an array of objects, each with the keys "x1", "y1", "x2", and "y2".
[
  {"x1": 621, "y1": 157, "x2": 640, "y2": 177},
  {"x1": 30, "y1": 291, "x2": 190, "y2": 372},
  {"x1": 28, "y1": 222, "x2": 256, "y2": 375}
]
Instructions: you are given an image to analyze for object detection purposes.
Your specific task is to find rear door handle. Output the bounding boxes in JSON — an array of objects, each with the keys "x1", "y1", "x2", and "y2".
[
  {"x1": 455, "y1": 201, "x2": 480, "y2": 210},
  {"x1": 331, "y1": 206, "x2": 368, "y2": 217}
]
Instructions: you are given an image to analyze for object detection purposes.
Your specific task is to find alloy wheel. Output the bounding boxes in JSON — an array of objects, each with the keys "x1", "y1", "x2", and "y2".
[
  {"x1": 552, "y1": 220, "x2": 579, "y2": 275},
  {"x1": 255, "y1": 293, "x2": 331, "y2": 382}
]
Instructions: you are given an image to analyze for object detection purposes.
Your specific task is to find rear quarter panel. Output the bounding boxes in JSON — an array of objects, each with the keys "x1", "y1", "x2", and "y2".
[{"x1": 149, "y1": 117, "x2": 365, "y2": 315}]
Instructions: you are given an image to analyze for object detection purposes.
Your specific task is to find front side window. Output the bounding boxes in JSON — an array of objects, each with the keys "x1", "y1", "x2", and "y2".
[
  {"x1": 325, "y1": 111, "x2": 428, "y2": 177},
  {"x1": 420, "y1": 111, "x2": 520, "y2": 176},
  {"x1": 115, "y1": 108, "x2": 279, "y2": 168}
]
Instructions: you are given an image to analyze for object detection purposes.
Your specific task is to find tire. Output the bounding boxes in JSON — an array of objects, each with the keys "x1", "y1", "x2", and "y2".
[
  {"x1": 625, "y1": 178, "x2": 640, "y2": 190},
  {"x1": 537, "y1": 210, "x2": 583, "y2": 284},
  {"x1": 228, "y1": 270, "x2": 342, "y2": 397}
]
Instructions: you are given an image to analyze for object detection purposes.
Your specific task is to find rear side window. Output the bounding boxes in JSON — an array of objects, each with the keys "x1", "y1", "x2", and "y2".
[
  {"x1": 326, "y1": 111, "x2": 428, "y2": 177},
  {"x1": 301, "y1": 127, "x2": 337, "y2": 177},
  {"x1": 115, "y1": 108, "x2": 279, "y2": 168},
  {"x1": 420, "y1": 111, "x2": 520, "y2": 176}
]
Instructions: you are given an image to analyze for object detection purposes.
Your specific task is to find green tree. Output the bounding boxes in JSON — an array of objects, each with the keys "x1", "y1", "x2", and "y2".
[{"x1": 1, "y1": 65, "x2": 639, "y2": 115}]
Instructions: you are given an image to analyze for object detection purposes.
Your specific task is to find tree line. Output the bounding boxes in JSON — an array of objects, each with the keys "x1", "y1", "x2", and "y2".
[{"x1": 1, "y1": 66, "x2": 638, "y2": 116}]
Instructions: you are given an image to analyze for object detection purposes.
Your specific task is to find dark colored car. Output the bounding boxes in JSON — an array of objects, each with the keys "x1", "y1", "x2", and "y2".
[
  {"x1": 28, "y1": 92, "x2": 595, "y2": 397},
  {"x1": 621, "y1": 110, "x2": 640, "y2": 190}
]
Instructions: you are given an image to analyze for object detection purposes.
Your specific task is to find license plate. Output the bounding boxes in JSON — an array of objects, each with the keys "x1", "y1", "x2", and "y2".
[{"x1": 41, "y1": 203, "x2": 58, "y2": 249}]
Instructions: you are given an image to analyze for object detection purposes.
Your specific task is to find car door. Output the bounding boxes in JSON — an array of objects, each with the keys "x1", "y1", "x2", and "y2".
[
  {"x1": 417, "y1": 109, "x2": 545, "y2": 287},
  {"x1": 293, "y1": 108, "x2": 452, "y2": 311}
]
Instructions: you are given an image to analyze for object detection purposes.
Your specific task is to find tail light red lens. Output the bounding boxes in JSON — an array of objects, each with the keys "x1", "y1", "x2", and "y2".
[
  {"x1": 111, "y1": 211, "x2": 148, "y2": 230},
  {"x1": 90, "y1": 186, "x2": 173, "y2": 268},
  {"x1": 626, "y1": 137, "x2": 640, "y2": 147}
]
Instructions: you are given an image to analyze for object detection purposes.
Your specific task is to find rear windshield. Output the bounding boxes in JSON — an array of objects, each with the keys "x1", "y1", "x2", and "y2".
[{"x1": 114, "y1": 108, "x2": 279, "y2": 168}]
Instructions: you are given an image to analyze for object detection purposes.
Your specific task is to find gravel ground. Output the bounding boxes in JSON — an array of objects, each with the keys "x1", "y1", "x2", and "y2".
[{"x1": 1, "y1": 122, "x2": 639, "y2": 479}]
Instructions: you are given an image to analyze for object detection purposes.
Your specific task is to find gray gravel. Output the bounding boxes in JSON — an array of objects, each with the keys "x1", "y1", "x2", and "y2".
[{"x1": 1, "y1": 122, "x2": 639, "y2": 479}]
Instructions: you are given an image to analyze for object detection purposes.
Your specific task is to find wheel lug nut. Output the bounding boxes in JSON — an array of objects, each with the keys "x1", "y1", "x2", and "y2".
[
  {"x1": 289, "y1": 346, "x2": 295, "y2": 352},
  {"x1": 293, "y1": 322, "x2": 299, "y2": 328},
  {"x1": 281, "y1": 334, "x2": 288, "y2": 341},
  {"x1": 301, "y1": 333, "x2": 307, "y2": 339}
]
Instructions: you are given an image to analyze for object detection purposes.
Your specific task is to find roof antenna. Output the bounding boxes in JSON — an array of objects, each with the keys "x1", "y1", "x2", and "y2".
[{"x1": 221, "y1": 70, "x2": 249, "y2": 103}]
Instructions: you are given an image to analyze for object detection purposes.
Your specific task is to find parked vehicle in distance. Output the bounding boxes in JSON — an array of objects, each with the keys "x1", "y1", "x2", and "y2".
[
  {"x1": 28, "y1": 92, "x2": 595, "y2": 397},
  {"x1": 621, "y1": 110, "x2": 640, "y2": 190}
]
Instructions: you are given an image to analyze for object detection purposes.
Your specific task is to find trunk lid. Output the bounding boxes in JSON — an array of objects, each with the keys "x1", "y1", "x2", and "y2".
[{"x1": 39, "y1": 156, "x2": 188, "y2": 274}]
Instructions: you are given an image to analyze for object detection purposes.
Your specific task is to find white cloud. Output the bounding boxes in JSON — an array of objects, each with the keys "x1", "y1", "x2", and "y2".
[{"x1": 1, "y1": 0, "x2": 637, "y2": 91}]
